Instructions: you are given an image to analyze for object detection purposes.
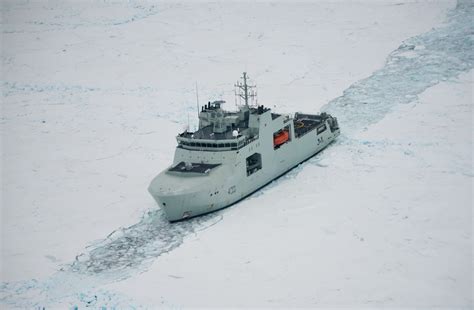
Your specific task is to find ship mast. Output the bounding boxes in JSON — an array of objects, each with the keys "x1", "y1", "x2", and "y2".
[{"x1": 235, "y1": 72, "x2": 257, "y2": 107}]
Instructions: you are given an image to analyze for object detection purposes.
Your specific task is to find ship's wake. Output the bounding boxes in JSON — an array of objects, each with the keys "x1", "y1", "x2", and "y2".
[
  {"x1": 1, "y1": 209, "x2": 221, "y2": 308},
  {"x1": 322, "y1": 1, "x2": 473, "y2": 134},
  {"x1": 70, "y1": 208, "x2": 221, "y2": 278}
]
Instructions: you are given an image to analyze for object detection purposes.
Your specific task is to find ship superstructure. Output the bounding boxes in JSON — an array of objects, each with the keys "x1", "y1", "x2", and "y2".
[{"x1": 149, "y1": 73, "x2": 340, "y2": 221}]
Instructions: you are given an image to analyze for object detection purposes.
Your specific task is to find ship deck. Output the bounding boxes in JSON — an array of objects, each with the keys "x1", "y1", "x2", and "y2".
[
  {"x1": 168, "y1": 162, "x2": 220, "y2": 174},
  {"x1": 294, "y1": 118, "x2": 322, "y2": 138}
]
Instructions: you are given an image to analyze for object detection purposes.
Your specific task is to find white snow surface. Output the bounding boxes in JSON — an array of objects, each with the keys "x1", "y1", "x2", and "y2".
[
  {"x1": 1, "y1": 0, "x2": 473, "y2": 308},
  {"x1": 105, "y1": 70, "x2": 473, "y2": 308}
]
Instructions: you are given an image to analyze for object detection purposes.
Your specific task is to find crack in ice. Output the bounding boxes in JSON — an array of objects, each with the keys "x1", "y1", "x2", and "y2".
[
  {"x1": 322, "y1": 1, "x2": 473, "y2": 134},
  {"x1": 69, "y1": 209, "x2": 221, "y2": 279}
]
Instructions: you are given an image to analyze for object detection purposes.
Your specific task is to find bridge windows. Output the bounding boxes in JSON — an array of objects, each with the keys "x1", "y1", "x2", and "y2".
[
  {"x1": 178, "y1": 140, "x2": 241, "y2": 151},
  {"x1": 246, "y1": 153, "x2": 262, "y2": 176}
]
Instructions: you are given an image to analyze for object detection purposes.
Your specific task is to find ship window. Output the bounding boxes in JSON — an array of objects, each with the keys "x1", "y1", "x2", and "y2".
[
  {"x1": 190, "y1": 142, "x2": 196, "y2": 147},
  {"x1": 207, "y1": 143, "x2": 212, "y2": 147},
  {"x1": 246, "y1": 153, "x2": 262, "y2": 176},
  {"x1": 225, "y1": 143, "x2": 230, "y2": 147},
  {"x1": 231, "y1": 143, "x2": 237, "y2": 147},
  {"x1": 317, "y1": 124, "x2": 327, "y2": 135},
  {"x1": 212, "y1": 144, "x2": 217, "y2": 148},
  {"x1": 195, "y1": 142, "x2": 201, "y2": 147}
]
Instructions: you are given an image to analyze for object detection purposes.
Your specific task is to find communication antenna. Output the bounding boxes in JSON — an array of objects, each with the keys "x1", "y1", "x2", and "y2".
[
  {"x1": 187, "y1": 112, "x2": 190, "y2": 133},
  {"x1": 195, "y1": 81, "x2": 200, "y2": 120},
  {"x1": 234, "y1": 72, "x2": 257, "y2": 107}
]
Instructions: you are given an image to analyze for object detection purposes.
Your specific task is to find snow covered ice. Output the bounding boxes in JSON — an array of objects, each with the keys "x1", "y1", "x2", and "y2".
[
  {"x1": 323, "y1": 0, "x2": 474, "y2": 134},
  {"x1": 1, "y1": 0, "x2": 473, "y2": 308}
]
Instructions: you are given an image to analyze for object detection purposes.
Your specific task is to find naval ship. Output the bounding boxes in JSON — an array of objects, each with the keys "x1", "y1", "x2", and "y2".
[{"x1": 149, "y1": 73, "x2": 340, "y2": 222}]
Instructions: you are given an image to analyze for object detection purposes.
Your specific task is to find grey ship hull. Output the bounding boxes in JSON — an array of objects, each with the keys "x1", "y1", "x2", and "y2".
[{"x1": 148, "y1": 111, "x2": 340, "y2": 222}]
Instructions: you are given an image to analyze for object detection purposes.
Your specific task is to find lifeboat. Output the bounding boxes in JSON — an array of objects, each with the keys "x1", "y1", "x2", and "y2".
[{"x1": 273, "y1": 130, "x2": 289, "y2": 147}]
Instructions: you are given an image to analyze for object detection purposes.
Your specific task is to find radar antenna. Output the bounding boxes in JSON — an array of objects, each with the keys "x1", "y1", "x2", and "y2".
[{"x1": 234, "y1": 72, "x2": 257, "y2": 107}]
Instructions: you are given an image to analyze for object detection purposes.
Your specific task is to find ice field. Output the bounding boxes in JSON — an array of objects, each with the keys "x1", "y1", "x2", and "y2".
[{"x1": 1, "y1": 0, "x2": 473, "y2": 308}]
